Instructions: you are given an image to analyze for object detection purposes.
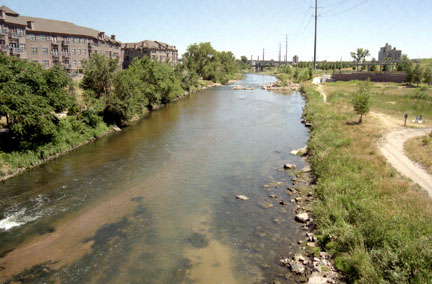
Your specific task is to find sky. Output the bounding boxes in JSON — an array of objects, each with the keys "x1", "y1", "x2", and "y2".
[{"x1": 2, "y1": 0, "x2": 432, "y2": 61}]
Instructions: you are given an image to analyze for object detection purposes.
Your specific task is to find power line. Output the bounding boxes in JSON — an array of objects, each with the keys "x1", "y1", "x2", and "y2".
[{"x1": 321, "y1": 0, "x2": 369, "y2": 17}]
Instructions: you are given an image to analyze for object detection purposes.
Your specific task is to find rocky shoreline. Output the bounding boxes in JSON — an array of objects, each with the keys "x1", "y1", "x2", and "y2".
[
  {"x1": 280, "y1": 104, "x2": 342, "y2": 284},
  {"x1": 262, "y1": 81, "x2": 300, "y2": 92}
]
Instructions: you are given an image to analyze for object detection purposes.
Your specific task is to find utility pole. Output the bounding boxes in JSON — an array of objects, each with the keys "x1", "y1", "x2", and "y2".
[
  {"x1": 285, "y1": 34, "x2": 288, "y2": 63},
  {"x1": 313, "y1": 0, "x2": 317, "y2": 71},
  {"x1": 263, "y1": 48, "x2": 265, "y2": 62},
  {"x1": 278, "y1": 42, "x2": 281, "y2": 63}
]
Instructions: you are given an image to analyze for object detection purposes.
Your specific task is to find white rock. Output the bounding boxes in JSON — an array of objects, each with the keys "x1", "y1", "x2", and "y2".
[
  {"x1": 308, "y1": 272, "x2": 327, "y2": 284},
  {"x1": 295, "y1": 213, "x2": 309, "y2": 223},
  {"x1": 236, "y1": 195, "x2": 249, "y2": 201}
]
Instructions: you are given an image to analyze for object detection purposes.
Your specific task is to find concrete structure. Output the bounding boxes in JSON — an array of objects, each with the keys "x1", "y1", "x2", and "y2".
[
  {"x1": 0, "y1": 5, "x2": 122, "y2": 72},
  {"x1": 292, "y1": 55, "x2": 299, "y2": 64},
  {"x1": 122, "y1": 40, "x2": 178, "y2": 68},
  {"x1": 378, "y1": 43, "x2": 402, "y2": 61}
]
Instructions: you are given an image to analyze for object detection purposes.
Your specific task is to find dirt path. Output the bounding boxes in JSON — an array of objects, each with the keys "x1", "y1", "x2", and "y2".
[{"x1": 370, "y1": 112, "x2": 432, "y2": 197}]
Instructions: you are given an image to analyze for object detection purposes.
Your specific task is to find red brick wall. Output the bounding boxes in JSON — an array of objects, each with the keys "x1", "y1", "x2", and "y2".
[{"x1": 331, "y1": 73, "x2": 407, "y2": 83}]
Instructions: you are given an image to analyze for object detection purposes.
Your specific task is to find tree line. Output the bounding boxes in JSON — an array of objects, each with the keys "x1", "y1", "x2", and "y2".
[{"x1": 0, "y1": 42, "x2": 249, "y2": 173}]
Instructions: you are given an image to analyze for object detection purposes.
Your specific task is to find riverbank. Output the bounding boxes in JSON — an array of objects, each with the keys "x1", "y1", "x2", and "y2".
[
  {"x1": 0, "y1": 81, "x2": 225, "y2": 182},
  {"x1": 302, "y1": 82, "x2": 432, "y2": 283}
]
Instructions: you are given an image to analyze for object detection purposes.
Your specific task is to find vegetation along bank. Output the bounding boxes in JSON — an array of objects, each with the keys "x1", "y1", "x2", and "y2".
[
  {"x1": 301, "y1": 80, "x2": 432, "y2": 283},
  {"x1": 0, "y1": 42, "x2": 250, "y2": 180}
]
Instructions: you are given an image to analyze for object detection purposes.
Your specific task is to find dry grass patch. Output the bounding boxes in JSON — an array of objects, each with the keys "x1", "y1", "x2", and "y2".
[{"x1": 404, "y1": 132, "x2": 432, "y2": 175}]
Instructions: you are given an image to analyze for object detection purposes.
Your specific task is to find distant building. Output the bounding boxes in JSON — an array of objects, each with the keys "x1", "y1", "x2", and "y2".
[
  {"x1": 378, "y1": 43, "x2": 401, "y2": 61},
  {"x1": 0, "y1": 5, "x2": 122, "y2": 72},
  {"x1": 292, "y1": 55, "x2": 299, "y2": 64},
  {"x1": 122, "y1": 40, "x2": 178, "y2": 68}
]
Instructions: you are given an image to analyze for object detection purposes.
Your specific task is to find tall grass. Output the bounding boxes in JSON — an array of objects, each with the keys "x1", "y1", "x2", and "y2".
[{"x1": 304, "y1": 87, "x2": 432, "y2": 283}]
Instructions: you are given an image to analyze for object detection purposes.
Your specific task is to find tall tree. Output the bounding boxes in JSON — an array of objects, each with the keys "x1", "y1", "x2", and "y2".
[
  {"x1": 80, "y1": 53, "x2": 119, "y2": 98},
  {"x1": 350, "y1": 48, "x2": 370, "y2": 71},
  {"x1": 423, "y1": 68, "x2": 432, "y2": 85}
]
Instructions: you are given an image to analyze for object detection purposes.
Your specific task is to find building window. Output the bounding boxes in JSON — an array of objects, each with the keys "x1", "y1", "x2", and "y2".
[
  {"x1": 73, "y1": 37, "x2": 78, "y2": 43},
  {"x1": 43, "y1": 60, "x2": 49, "y2": 66},
  {"x1": 82, "y1": 48, "x2": 86, "y2": 55},
  {"x1": 29, "y1": 34, "x2": 36, "y2": 41},
  {"x1": 73, "y1": 60, "x2": 76, "y2": 65},
  {"x1": 72, "y1": 48, "x2": 75, "y2": 55},
  {"x1": 31, "y1": 47, "x2": 37, "y2": 54},
  {"x1": 40, "y1": 34, "x2": 46, "y2": 41},
  {"x1": 52, "y1": 36, "x2": 57, "y2": 43},
  {"x1": 42, "y1": 47, "x2": 48, "y2": 54},
  {"x1": 77, "y1": 49, "x2": 81, "y2": 55},
  {"x1": 17, "y1": 29, "x2": 24, "y2": 36},
  {"x1": 78, "y1": 60, "x2": 81, "y2": 65},
  {"x1": 19, "y1": 43, "x2": 25, "y2": 48}
]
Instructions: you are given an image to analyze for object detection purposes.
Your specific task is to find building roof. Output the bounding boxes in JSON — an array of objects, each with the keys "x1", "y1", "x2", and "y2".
[
  {"x1": 0, "y1": 5, "x2": 120, "y2": 44},
  {"x1": 123, "y1": 40, "x2": 176, "y2": 50},
  {"x1": 0, "y1": 5, "x2": 19, "y2": 16}
]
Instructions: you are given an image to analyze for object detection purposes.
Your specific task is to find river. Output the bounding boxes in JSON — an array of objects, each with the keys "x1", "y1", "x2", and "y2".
[{"x1": 0, "y1": 74, "x2": 309, "y2": 283}]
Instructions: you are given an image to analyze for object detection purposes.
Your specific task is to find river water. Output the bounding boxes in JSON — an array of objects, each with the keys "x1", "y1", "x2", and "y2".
[{"x1": 0, "y1": 74, "x2": 308, "y2": 283}]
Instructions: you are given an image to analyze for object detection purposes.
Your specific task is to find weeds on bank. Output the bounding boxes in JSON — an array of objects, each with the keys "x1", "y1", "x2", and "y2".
[
  {"x1": 404, "y1": 132, "x2": 432, "y2": 176},
  {"x1": 303, "y1": 87, "x2": 432, "y2": 283}
]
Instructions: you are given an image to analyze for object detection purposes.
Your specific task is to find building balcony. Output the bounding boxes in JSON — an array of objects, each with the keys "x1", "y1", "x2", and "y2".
[
  {"x1": 11, "y1": 47, "x2": 25, "y2": 54},
  {"x1": 9, "y1": 32, "x2": 24, "y2": 39},
  {"x1": 0, "y1": 30, "x2": 8, "y2": 35}
]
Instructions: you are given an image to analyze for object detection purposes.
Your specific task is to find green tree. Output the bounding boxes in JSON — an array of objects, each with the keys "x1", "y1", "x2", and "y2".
[
  {"x1": 423, "y1": 68, "x2": 432, "y2": 85},
  {"x1": 411, "y1": 64, "x2": 424, "y2": 86},
  {"x1": 370, "y1": 57, "x2": 377, "y2": 72},
  {"x1": 80, "y1": 53, "x2": 118, "y2": 97},
  {"x1": 104, "y1": 68, "x2": 147, "y2": 125},
  {"x1": 350, "y1": 48, "x2": 370, "y2": 71},
  {"x1": 351, "y1": 80, "x2": 372, "y2": 124},
  {"x1": 129, "y1": 56, "x2": 183, "y2": 107}
]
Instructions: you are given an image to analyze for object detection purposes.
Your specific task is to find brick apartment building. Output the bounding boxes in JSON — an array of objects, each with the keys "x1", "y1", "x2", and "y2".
[
  {"x1": 122, "y1": 40, "x2": 178, "y2": 69},
  {"x1": 0, "y1": 5, "x2": 122, "y2": 72}
]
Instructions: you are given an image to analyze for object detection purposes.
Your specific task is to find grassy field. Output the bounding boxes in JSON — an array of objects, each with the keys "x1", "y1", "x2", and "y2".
[
  {"x1": 404, "y1": 132, "x2": 432, "y2": 176},
  {"x1": 418, "y1": 58, "x2": 432, "y2": 70},
  {"x1": 303, "y1": 83, "x2": 432, "y2": 283},
  {"x1": 323, "y1": 81, "x2": 432, "y2": 122}
]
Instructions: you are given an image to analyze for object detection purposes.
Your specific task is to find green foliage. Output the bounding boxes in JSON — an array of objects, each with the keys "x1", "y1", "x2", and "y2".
[
  {"x1": 0, "y1": 53, "x2": 76, "y2": 148},
  {"x1": 423, "y1": 68, "x2": 432, "y2": 85},
  {"x1": 351, "y1": 80, "x2": 372, "y2": 123},
  {"x1": 129, "y1": 56, "x2": 183, "y2": 107},
  {"x1": 411, "y1": 86, "x2": 430, "y2": 100},
  {"x1": 105, "y1": 68, "x2": 147, "y2": 124},
  {"x1": 182, "y1": 42, "x2": 241, "y2": 83},
  {"x1": 407, "y1": 64, "x2": 424, "y2": 86},
  {"x1": 80, "y1": 53, "x2": 119, "y2": 97},
  {"x1": 350, "y1": 48, "x2": 370, "y2": 63},
  {"x1": 303, "y1": 86, "x2": 432, "y2": 283}
]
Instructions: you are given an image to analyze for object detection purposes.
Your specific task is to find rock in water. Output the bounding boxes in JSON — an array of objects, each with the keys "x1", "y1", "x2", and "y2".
[
  {"x1": 284, "y1": 163, "x2": 296, "y2": 170},
  {"x1": 290, "y1": 262, "x2": 305, "y2": 274},
  {"x1": 295, "y1": 213, "x2": 309, "y2": 223},
  {"x1": 236, "y1": 195, "x2": 249, "y2": 201}
]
